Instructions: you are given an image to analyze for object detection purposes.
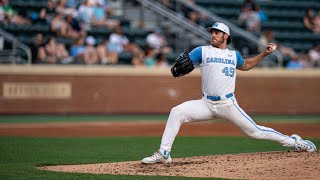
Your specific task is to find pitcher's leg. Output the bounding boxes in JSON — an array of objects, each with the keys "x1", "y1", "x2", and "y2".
[
  {"x1": 160, "y1": 99, "x2": 213, "y2": 153},
  {"x1": 221, "y1": 99, "x2": 295, "y2": 147}
]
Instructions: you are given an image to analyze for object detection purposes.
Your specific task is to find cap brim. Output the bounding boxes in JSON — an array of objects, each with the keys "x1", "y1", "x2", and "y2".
[
  {"x1": 207, "y1": 27, "x2": 226, "y2": 34},
  {"x1": 207, "y1": 27, "x2": 229, "y2": 35}
]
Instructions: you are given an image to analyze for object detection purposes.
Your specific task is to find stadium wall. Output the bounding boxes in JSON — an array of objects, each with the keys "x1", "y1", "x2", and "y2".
[{"x1": 0, "y1": 65, "x2": 320, "y2": 115}]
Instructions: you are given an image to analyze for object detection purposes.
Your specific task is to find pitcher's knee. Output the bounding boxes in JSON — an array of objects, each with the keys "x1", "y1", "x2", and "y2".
[
  {"x1": 170, "y1": 104, "x2": 185, "y2": 114},
  {"x1": 245, "y1": 129, "x2": 264, "y2": 139},
  {"x1": 170, "y1": 105, "x2": 187, "y2": 123}
]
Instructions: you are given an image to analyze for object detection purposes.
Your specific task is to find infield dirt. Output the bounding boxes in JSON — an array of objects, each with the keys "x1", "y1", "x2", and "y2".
[
  {"x1": 0, "y1": 121, "x2": 319, "y2": 137},
  {"x1": 39, "y1": 151, "x2": 320, "y2": 180}
]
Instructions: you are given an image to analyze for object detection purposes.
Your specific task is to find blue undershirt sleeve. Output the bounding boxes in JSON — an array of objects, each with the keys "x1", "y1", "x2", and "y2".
[
  {"x1": 188, "y1": 46, "x2": 202, "y2": 65},
  {"x1": 235, "y1": 51, "x2": 245, "y2": 68}
]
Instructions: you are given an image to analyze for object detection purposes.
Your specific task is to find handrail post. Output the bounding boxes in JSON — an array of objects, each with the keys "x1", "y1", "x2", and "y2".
[
  {"x1": 0, "y1": 28, "x2": 32, "y2": 64},
  {"x1": 12, "y1": 40, "x2": 17, "y2": 64}
]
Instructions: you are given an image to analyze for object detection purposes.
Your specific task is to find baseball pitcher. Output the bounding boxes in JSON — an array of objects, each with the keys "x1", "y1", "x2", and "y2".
[{"x1": 142, "y1": 22, "x2": 317, "y2": 164}]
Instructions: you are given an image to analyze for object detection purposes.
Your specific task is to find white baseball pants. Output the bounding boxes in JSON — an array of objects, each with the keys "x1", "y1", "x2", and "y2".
[{"x1": 160, "y1": 97, "x2": 295, "y2": 152}]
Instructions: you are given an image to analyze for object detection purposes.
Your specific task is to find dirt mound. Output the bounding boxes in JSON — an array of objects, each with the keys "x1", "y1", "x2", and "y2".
[{"x1": 39, "y1": 151, "x2": 320, "y2": 180}]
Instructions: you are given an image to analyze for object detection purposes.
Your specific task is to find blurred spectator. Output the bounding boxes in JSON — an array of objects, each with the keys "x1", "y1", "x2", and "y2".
[
  {"x1": 131, "y1": 46, "x2": 144, "y2": 67},
  {"x1": 78, "y1": 0, "x2": 119, "y2": 30},
  {"x1": 116, "y1": 40, "x2": 145, "y2": 67},
  {"x1": 256, "y1": 5, "x2": 268, "y2": 23},
  {"x1": 286, "y1": 55, "x2": 303, "y2": 70},
  {"x1": 82, "y1": 36, "x2": 99, "y2": 64},
  {"x1": 106, "y1": 46, "x2": 118, "y2": 64},
  {"x1": 308, "y1": 43, "x2": 320, "y2": 67},
  {"x1": 96, "y1": 39, "x2": 110, "y2": 64},
  {"x1": 30, "y1": 33, "x2": 44, "y2": 63},
  {"x1": 65, "y1": 9, "x2": 86, "y2": 36},
  {"x1": 278, "y1": 45, "x2": 298, "y2": 67},
  {"x1": 51, "y1": 11, "x2": 78, "y2": 38},
  {"x1": 108, "y1": 25, "x2": 129, "y2": 53},
  {"x1": 97, "y1": 38, "x2": 122, "y2": 65},
  {"x1": 69, "y1": 36, "x2": 86, "y2": 62},
  {"x1": 181, "y1": 0, "x2": 200, "y2": 24},
  {"x1": 155, "y1": 52, "x2": 168, "y2": 68},
  {"x1": 241, "y1": 0, "x2": 257, "y2": 11},
  {"x1": 0, "y1": 2, "x2": 3, "y2": 22},
  {"x1": 59, "y1": 44, "x2": 73, "y2": 64},
  {"x1": 238, "y1": 5, "x2": 260, "y2": 32},
  {"x1": 259, "y1": 30, "x2": 297, "y2": 66},
  {"x1": 286, "y1": 52, "x2": 312, "y2": 70},
  {"x1": 37, "y1": 37, "x2": 70, "y2": 64},
  {"x1": 299, "y1": 52, "x2": 312, "y2": 68},
  {"x1": 144, "y1": 47, "x2": 156, "y2": 67},
  {"x1": 0, "y1": 0, "x2": 31, "y2": 25},
  {"x1": 180, "y1": 0, "x2": 208, "y2": 26},
  {"x1": 303, "y1": 8, "x2": 316, "y2": 32},
  {"x1": 107, "y1": 26, "x2": 129, "y2": 64},
  {"x1": 45, "y1": 0, "x2": 57, "y2": 22},
  {"x1": 34, "y1": 0, "x2": 56, "y2": 25},
  {"x1": 78, "y1": 0, "x2": 95, "y2": 30},
  {"x1": 37, "y1": 37, "x2": 59, "y2": 64},
  {"x1": 55, "y1": 0, "x2": 68, "y2": 15},
  {"x1": 92, "y1": 0, "x2": 120, "y2": 28},
  {"x1": 313, "y1": 10, "x2": 320, "y2": 34},
  {"x1": 33, "y1": 7, "x2": 49, "y2": 25},
  {"x1": 66, "y1": 0, "x2": 77, "y2": 8},
  {"x1": 146, "y1": 28, "x2": 172, "y2": 54},
  {"x1": 96, "y1": 0, "x2": 114, "y2": 16}
]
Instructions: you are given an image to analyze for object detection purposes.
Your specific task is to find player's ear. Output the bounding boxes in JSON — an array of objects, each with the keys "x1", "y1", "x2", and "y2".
[{"x1": 224, "y1": 33, "x2": 229, "y2": 41}]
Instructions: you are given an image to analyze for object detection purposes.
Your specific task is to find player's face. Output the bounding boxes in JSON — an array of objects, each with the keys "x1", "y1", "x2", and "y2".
[{"x1": 210, "y1": 30, "x2": 226, "y2": 48}]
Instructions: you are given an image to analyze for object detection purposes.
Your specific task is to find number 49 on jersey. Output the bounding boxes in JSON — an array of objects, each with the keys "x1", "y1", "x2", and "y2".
[{"x1": 222, "y1": 67, "x2": 235, "y2": 77}]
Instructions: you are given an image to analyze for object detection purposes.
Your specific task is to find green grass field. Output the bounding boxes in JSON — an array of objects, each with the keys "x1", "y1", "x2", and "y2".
[
  {"x1": 3, "y1": 136, "x2": 318, "y2": 180},
  {"x1": 0, "y1": 115, "x2": 319, "y2": 179}
]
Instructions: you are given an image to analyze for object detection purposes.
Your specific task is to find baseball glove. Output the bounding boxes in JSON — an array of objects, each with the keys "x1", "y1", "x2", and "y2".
[{"x1": 171, "y1": 51, "x2": 194, "y2": 77}]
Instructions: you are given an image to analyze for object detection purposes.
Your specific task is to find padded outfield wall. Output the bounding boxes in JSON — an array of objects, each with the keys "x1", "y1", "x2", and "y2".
[{"x1": 0, "y1": 65, "x2": 319, "y2": 115}]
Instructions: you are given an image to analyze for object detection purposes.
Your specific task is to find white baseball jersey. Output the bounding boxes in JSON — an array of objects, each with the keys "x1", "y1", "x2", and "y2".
[
  {"x1": 158, "y1": 45, "x2": 296, "y2": 154},
  {"x1": 189, "y1": 45, "x2": 245, "y2": 97}
]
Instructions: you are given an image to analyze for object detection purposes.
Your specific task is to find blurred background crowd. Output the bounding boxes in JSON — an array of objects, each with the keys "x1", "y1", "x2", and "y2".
[{"x1": 0, "y1": 0, "x2": 319, "y2": 69}]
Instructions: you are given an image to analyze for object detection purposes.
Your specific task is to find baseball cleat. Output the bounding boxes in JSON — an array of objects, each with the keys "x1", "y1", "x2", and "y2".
[
  {"x1": 141, "y1": 150, "x2": 172, "y2": 164},
  {"x1": 291, "y1": 134, "x2": 317, "y2": 152}
]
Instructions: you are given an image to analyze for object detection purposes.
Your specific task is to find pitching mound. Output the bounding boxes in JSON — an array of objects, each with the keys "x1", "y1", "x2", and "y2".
[{"x1": 39, "y1": 151, "x2": 319, "y2": 179}]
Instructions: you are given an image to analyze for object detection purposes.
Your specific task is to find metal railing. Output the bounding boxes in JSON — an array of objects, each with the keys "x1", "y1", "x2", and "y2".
[
  {"x1": 0, "y1": 28, "x2": 32, "y2": 64},
  {"x1": 136, "y1": 0, "x2": 283, "y2": 67},
  {"x1": 175, "y1": 0, "x2": 264, "y2": 50}
]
